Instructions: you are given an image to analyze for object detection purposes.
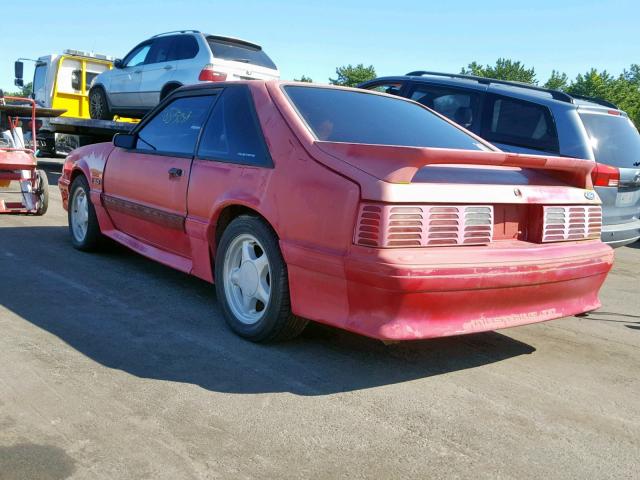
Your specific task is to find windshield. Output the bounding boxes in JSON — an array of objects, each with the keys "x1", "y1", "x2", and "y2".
[
  {"x1": 579, "y1": 112, "x2": 640, "y2": 168},
  {"x1": 33, "y1": 64, "x2": 47, "y2": 105},
  {"x1": 285, "y1": 86, "x2": 491, "y2": 151},
  {"x1": 207, "y1": 38, "x2": 277, "y2": 70}
]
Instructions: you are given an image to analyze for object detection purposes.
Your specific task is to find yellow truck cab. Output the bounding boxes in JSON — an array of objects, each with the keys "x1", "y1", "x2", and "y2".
[
  {"x1": 15, "y1": 50, "x2": 137, "y2": 156},
  {"x1": 31, "y1": 50, "x2": 113, "y2": 119}
]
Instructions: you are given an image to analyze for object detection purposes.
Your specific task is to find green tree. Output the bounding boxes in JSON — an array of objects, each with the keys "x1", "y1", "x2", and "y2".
[
  {"x1": 4, "y1": 82, "x2": 32, "y2": 98},
  {"x1": 544, "y1": 70, "x2": 569, "y2": 90},
  {"x1": 293, "y1": 75, "x2": 313, "y2": 83},
  {"x1": 566, "y1": 69, "x2": 613, "y2": 98},
  {"x1": 329, "y1": 64, "x2": 376, "y2": 87},
  {"x1": 564, "y1": 67, "x2": 640, "y2": 127},
  {"x1": 461, "y1": 58, "x2": 537, "y2": 84}
]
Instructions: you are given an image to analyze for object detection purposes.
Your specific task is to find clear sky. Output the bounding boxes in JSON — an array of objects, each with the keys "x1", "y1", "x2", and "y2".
[{"x1": 1, "y1": 0, "x2": 637, "y2": 91}]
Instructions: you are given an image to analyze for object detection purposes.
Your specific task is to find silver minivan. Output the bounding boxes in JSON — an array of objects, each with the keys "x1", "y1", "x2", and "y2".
[{"x1": 89, "y1": 30, "x2": 279, "y2": 119}]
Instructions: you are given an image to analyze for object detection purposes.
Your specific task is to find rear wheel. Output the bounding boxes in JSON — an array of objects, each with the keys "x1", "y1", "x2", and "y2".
[
  {"x1": 34, "y1": 169, "x2": 49, "y2": 216},
  {"x1": 160, "y1": 83, "x2": 181, "y2": 101},
  {"x1": 215, "y1": 215, "x2": 308, "y2": 342},
  {"x1": 68, "y1": 176, "x2": 103, "y2": 251},
  {"x1": 89, "y1": 88, "x2": 112, "y2": 120}
]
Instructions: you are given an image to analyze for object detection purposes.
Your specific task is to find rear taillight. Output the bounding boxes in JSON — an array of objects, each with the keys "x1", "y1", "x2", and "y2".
[
  {"x1": 591, "y1": 163, "x2": 619, "y2": 187},
  {"x1": 540, "y1": 206, "x2": 602, "y2": 242},
  {"x1": 354, "y1": 203, "x2": 493, "y2": 248},
  {"x1": 198, "y1": 64, "x2": 227, "y2": 82}
]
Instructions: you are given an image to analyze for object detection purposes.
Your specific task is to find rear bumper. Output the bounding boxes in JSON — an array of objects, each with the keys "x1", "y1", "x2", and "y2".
[
  {"x1": 283, "y1": 240, "x2": 614, "y2": 340},
  {"x1": 601, "y1": 218, "x2": 640, "y2": 248}
]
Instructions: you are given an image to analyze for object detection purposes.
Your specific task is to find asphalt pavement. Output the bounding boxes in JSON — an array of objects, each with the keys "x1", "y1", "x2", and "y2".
[{"x1": 0, "y1": 166, "x2": 638, "y2": 479}]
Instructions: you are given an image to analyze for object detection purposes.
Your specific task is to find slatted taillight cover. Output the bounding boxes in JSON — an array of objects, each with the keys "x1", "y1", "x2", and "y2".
[
  {"x1": 541, "y1": 206, "x2": 602, "y2": 242},
  {"x1": 355, "y1": 204, "x2": 494, "y2": 248}
]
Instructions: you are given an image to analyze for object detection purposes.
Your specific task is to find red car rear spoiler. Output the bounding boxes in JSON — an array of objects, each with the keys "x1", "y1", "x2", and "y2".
[{"x1": 316, "y1": 142, "x2": 595, "y2": 189}]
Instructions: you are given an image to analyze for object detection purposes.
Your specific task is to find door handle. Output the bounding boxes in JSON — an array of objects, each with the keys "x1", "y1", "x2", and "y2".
[
  {"x1": 163, "y1": 65, "x2": 174, "y2": 70},
  {"x1": 134, "y1": 70, "x2": 142, "y2": 74},
  {"x1": 168, "y1": 167, "x2": 183, "y2": 178}
]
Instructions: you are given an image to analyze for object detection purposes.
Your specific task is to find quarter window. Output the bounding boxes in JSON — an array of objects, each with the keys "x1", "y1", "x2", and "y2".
[
  {"x1": 197, "y1": 86, "x2": 271, "y2": 166},
  {"x1": 136, "y1": 95, "x2": 215, "y2": 156},
  {"x1": 410, "y1": 85, "x2": 481, "y2": 130},
  {"x1": 481, "y1": 95, "x2": 559, "y2": 152}
]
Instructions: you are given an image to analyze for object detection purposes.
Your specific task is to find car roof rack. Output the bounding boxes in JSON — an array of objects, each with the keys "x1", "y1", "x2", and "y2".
[
  {"x1": 151, "y1": 30, "x2": 201, "y2": 37},
  {"x1": 568, "y1": 93, "x2": 618, "y2": 109},
  {"x1": 405, "y1": 70, "x2": 575, "y2": 103}
]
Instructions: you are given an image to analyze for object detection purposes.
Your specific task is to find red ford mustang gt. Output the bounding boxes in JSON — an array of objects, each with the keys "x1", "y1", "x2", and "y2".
[{"x1": 59, "y1": 80, "x2": 613, "y2": 342}]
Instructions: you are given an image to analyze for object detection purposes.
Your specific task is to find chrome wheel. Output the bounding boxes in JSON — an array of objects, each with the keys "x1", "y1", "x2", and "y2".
[
  {"x1": 70, "y1": 187, "x2": 89, "y2": 242},
  {"x1": 223, "y1": 234, "x2": 271, "y2": 325},
  {"x1": 89, "y1": 91, "x2": 103, "y2": 118}
]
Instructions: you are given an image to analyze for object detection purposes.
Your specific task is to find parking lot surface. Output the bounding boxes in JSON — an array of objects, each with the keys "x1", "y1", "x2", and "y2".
[{"x1": 1, "y1": 167, "x2": 639, "y2": 479}]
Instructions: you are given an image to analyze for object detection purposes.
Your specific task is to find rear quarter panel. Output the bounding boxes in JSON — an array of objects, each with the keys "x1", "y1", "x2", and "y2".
[{"x1": 185, "y1": 83, "x2": 361, "y2": 286}]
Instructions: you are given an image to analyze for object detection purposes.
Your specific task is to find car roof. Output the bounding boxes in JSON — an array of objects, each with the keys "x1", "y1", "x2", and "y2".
[{"x1": 366, "y1": 73, "x2": 624, "y2": 114}]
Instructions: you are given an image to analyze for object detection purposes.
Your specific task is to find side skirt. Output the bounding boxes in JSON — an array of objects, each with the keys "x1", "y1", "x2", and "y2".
[{"x1": 102, "y1": 228, "x2": 193, "y2": 274}]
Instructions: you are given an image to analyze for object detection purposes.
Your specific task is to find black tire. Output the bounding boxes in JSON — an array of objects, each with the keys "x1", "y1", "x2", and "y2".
[
  {"x1": 215, "y1": 215, "x2": 308, "y2": 342},
  {"x1": 160, "y1": 83, "x2": 181, "y2": 101},
  {"x1": 68, "y1": 175, "x2": 103, "y2": 251},
  {"x1": 89, "y1": 88, "x2": 112, "y2": 120},
  {"x1": 34, "y1": 169, "x2": 49, "y2": 216}
]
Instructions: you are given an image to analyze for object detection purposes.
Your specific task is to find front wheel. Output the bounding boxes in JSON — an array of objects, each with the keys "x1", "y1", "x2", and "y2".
[
  {"x1": 215, "y1": 215, "x2": 308, "y2": 342},
  {"x1": 68, "y1": 176, "x2": 103, "y2": 251}
]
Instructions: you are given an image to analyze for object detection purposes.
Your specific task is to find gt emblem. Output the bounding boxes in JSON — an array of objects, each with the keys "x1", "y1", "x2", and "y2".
[{"x1": 585, "y1": 191, "x2": 595, "y2": 200}]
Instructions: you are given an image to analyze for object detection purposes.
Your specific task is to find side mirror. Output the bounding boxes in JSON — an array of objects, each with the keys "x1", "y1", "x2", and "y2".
[
  {"x1": 113, "y1": 59, "x2": 123, "y2": 69},
  {"x1": 113, "y1": 133, "x2": 136, "y2": 149},
  {"x1": 14, "y1": 61, "x2": 24, "y2": 83}
]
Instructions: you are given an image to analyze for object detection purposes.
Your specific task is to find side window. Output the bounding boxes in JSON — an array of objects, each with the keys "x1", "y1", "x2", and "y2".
[
  {"x1": 197, "y1": 86, "x2": 271, "y2": 166},
  {"x1": 170, "y1": 36, "x2": 199, "y2": 61},
  {"x1": 136, "y1": 95, "x2": 215, "y2": 156},
  {"x1": 410, "y1": 85, "x2": 481, "y2": 130},
  {"x1": 123, "y1": 43, "x2": 151, "y2": 67},
  {"x1": 145, "y1": 37, "x2": 175, "y2": 65},
  {"x1": 481, "y1": 94, "x2": 559, "y2": 152},
  {"x1": 363, "y1": 82, "x2": 404, "y2": 96}
]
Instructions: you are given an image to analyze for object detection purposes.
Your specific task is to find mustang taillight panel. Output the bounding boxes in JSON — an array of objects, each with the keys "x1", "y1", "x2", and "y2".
[
  {"x1": 541, "y1": 205, "x2": 602, "y2": 242},
  {"x1": 355, "y1": 204, "x2": 494, "y2": 248}
]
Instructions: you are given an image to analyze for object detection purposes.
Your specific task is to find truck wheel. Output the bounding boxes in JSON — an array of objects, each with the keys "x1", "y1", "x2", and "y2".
[
  {"x1": 34, "y1": 169, "x2": 49, "y2": 216},
  {"x1": 89, "y1": 88, "x2": 112, "y2": 120},
  {"x1": 68, "y1": 175, "x2": 103, "y2": 251},
  {"x1": 215, "y1": 215, "x2": 308, "y2": 342}
]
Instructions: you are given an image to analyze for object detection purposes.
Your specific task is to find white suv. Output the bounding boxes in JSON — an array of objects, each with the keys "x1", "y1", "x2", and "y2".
[{"x1": 88, "y1": 30, "x2": 280, "y2": 119}]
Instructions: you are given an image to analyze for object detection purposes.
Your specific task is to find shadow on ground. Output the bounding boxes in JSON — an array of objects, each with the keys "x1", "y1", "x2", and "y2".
[
  {"x1": 0, "y1": 443, "x2": 76, "y2": 480},
  {"x1": 579, "y1": 311, "x2": 640, "y2": 332},
  {"x1": 1, "y1": 226, "x2": 536, "y2": 396}
]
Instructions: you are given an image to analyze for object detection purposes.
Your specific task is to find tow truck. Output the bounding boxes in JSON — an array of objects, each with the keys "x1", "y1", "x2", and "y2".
[{"x1": 14, "y1": 50, "x2": 137, "y2": 156}]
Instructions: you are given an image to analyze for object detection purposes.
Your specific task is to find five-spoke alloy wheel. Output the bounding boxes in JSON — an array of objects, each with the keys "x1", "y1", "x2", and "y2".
[
  {"x1": 215, "y1": 215, "x2": 308, "y2": 342},
  {"x1": 68, "y1": 176, "x2": 102, "y2": 250}
]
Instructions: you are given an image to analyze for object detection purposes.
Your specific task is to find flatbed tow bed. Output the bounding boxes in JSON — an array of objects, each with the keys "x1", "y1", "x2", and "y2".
[
  {"x1": 45, "y1": 117, "x2": 136, "y2": 155},
  {"x1": 48, "y1": 117, "x2": 134, "y2": 136}
]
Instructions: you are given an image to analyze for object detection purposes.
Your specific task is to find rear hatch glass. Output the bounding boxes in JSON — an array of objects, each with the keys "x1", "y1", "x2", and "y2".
[
  {"x1": 207, "y1": 37, "x2": 277, "y2": 70},
  {"x1": 579, "y1": 112, "x2": 640, "y2": 168},
  {"x1": 284, "y1": 86, "x2": 490, "y2": 151}
]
